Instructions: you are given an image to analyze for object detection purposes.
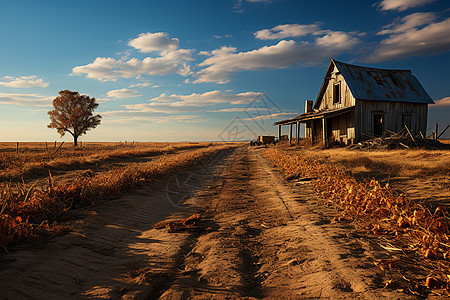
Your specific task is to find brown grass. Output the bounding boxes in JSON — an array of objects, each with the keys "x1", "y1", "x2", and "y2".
[
  {"x1": 0, "y1": 143, "x2": 237, "y2": 247},
  {"x1": 264, "y1": 146, "x2": 450, "y2": 294},
  {"x1": 282, "y1": 146, "x2": 450, "y2": 210},
  {"x1": 298, "y1": 148, "x2": 450, "y2": 178},
  {"x1": 0, "y1": 142, "x2": 213, "y2": 180}
]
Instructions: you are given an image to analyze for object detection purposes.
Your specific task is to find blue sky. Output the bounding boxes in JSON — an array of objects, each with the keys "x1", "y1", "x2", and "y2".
[{"x1": 0, "y1": 0, "x2": 449, "y2": 142}]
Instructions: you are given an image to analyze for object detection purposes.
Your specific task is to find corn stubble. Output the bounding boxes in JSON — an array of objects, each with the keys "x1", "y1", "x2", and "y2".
[
  {"x1": 264, "y1": 148, "x2": 450, "y2": 294},
  {"x1": 0, "y1": 145, "x2": 232, "y2": 247}
]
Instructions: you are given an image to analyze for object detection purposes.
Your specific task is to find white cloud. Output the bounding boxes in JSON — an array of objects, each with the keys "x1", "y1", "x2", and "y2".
[
  {"x1": 378, "y1": 0, "x2": 436, "y2": 11},
  {"x1": 122, "y1": 90, "x2": 263, "y2": 114},
  {"x1": 149, "y1": 90, "x2": 261, "y2": 105},
  {"x1": 377, "y1": 12, "x2": 438, "y2": 35},
  {"x1": 255, "y1": 24, "x2": 321, "y2": 40},
  {"x1": 244, "y1": 112, "x2": 297, "y2": 121},
  {"x1": 129, "y1": 82, "x2": 152, "y2": 88},
  {"x1": 105, "y1": 88, "x2": 141, "y2": 99},
  {"x1": 128, "y1": 32, "x2": 179, "y2": 53},
  {"x1": 209, "y1": 107, "x2": 276, "y2": 113},
  {"x1": 0, "y1": 75, "x2": 49, "y2": 88},
  {"x1": 0, "y1": 93, "x2": 53, "y2": 106},
  {"x1": 195, "y1": 31, "x2": 360, "y2": 83},
  {"x1": 366, "y1": 15, "x2": 450, "y2": 62},
  {"x1": 431, "y1": 96, "x2": 450, "y2": 107},
  {"x1": 213, "y1": 34, "x2": 232, "y2": 39},
  {"x1": 101, "y1": 110, "x2": 206, "y2": 125},
  {"x1": 72, "y1": 49, "x2": 194, "y2": 81}
]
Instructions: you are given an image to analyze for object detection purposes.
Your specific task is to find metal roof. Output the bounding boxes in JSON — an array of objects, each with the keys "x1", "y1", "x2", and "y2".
[{"x1": 316, "y1": 60, "x2": 434, "y2": 106}]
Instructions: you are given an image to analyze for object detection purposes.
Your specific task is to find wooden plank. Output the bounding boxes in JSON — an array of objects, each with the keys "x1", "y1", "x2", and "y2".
[{"x1": 289, "y1": 123, "x2": 293, "y2": 143}]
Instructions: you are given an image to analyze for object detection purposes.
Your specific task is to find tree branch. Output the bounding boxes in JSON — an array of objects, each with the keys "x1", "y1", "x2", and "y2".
[{"x1": 65, "y1": 129, "x2": 75, "y2": 137}]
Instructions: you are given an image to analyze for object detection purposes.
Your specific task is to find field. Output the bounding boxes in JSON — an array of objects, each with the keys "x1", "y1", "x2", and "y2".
[
  {"x1": 0, "y1": 142, "x2": 236, "y2": 247},
  {"x1": 283, "y1": 146, "x2": 450, "y2": 209},
  {"x1": 265, "y1": 144, "x2": 450, "y2": 297},
  {"x1": 0, "y1": 142, "x2": 449, "y2": 299}
]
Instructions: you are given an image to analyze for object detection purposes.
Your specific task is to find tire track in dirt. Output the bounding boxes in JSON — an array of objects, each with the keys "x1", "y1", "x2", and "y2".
[{"x1": 156, "y1": 146, "x2": 418, "y2": 299}]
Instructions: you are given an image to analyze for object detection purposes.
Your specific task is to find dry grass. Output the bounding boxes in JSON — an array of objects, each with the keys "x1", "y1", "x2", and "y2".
[
  {"x1": 0, "y1": 142, "x2": 213, "y2": 180},
  {"x1": 283, "y1": 146, "x2": 450, "y2": 210},
  {"x1": 0, "y1": 143, "x2": 237, "y2": 247},
  {"x1": 298, "y1": 148, "x2": 450, "y2": 178},
  {"x1": 264, "y1": 146, "x2": 450, "y2": 295}
]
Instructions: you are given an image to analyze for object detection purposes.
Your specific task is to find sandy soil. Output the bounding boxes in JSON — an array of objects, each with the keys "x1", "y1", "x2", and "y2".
[{"x1": 0, "y1": 146, "x2": 423, "y2": 299}]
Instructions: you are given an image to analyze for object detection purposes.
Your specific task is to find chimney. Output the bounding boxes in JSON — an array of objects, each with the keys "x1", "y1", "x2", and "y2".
[{"x1": 305, "y1": 100, "x2": 313, "y2": 113}]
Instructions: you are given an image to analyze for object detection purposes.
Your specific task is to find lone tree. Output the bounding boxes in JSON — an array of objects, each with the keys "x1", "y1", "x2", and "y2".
[{"x1": 48, "y1": 90, "x2": 102, "y2": 146}]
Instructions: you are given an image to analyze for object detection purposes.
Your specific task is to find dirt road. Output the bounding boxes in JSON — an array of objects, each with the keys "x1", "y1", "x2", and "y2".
[{"x1": 0, "y1": 147, "x2": 416, "y2": 299}]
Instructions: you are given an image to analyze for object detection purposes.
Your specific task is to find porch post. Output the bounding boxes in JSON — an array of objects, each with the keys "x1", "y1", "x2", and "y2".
[
  {"x1": 278, "y1": 125, "x2": 282, "y2": 142},
  {"x1": 296, "y1": 121, "x2": 300, "y2": 144},
  {"x1": 289, "y1": 123, "x2": 293, "y2": 143},
  {"x1": 322, "y1": 117, "x2": 327, "y2": 147}
]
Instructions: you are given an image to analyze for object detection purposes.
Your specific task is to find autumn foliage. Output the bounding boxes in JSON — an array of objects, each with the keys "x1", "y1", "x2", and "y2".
[{"x1": 48, "y1": 90, "x2": 101, "y2": 146}]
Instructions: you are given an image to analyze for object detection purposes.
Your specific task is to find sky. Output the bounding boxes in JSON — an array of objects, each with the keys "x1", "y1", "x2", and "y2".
[{"x1": 0, "y1": 0, "x2": 449, "y2": 142}]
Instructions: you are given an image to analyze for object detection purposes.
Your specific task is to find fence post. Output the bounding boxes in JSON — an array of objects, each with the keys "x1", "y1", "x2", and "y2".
[{"x1": 16, "y1": 142, "x2": 19, "y2": 155}]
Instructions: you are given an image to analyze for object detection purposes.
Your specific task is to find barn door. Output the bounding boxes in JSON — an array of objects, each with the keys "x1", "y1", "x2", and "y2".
[{"x1": 373, "y1": 113, "x2": 383, "y2": 136}]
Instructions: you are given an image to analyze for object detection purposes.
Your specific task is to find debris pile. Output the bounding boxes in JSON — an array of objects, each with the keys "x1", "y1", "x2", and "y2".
[{"x1": 350, "y1": 128, "x2": 450, "y2": 150}]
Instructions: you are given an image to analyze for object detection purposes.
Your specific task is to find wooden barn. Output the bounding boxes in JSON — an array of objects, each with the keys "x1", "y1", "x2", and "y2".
[{"x1": 275, "y1": 59, "x2": 434, "y2": 146}]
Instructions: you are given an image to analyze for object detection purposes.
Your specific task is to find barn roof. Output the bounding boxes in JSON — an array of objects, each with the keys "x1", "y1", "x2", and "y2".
[{"x1": 314, "y1": 59, "x2": 434, "y2": 109}]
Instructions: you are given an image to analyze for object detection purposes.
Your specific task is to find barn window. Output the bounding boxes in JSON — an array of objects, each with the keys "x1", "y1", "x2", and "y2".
[
  {"x1": 373, "y1": 113, "x2": 383, "y2": 136},
  {"x1": 333, "y1": 82, "x2": 341, "y2": 104}
]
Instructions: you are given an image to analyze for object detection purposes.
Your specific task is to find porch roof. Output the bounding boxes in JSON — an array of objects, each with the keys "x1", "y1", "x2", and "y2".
[{"x1": 274, "y1": 106, "x2": 354, "y2": 125}]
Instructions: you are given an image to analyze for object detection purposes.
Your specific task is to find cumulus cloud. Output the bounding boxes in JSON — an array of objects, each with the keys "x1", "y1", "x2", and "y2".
[
  {"x1": 195, "y1": 31, "x2": 360, "y2": 83},
  {"x1": 255, "y1": 24, "x2": 321, "y2": 40},
  {"x1": 119, "y1": 90, "x2": 262, "y2": 115},
  {"x1": 377, "y1": 0, "x2": 436, "y2": 11},
  {"x1": 72, "y1": 49, "x2": 194, "y2": 81},
  {"x1": 150, "y1": 90, "x2": 261, "y2": 105},
  {"x1": 128, "y1": 32, "x2": 179, "y2": 53},
  {"x1": 366, "y1": 14, "x2": 450, "y2": 62},
  {"x1": 0, "y1": 93, "x2": 52, "y2": 106},
  {"x1": 209, "y1": 107, "x2": 277, "y2": 113},
  {"x1": 377, "y1": 12, "x2": 438, "y2": 35},
  {"x1": 105, "y1": 88, "x2": 141, "y2": 99},
  {"x1": 0, "y1": 75, "x2": 49, "y2": 88},
  {"x1": 431, "y1": 96, "x2": 450, "y2": 107},
  {"x1": 102, "y1": 110, "x2": 206, "y2": 124},
  {"x1": 244, "y1": 112, "x2": 297, "y2": 121},
  {"x1": 129, "y1": 82, "x2": 153, "y2": 88}
]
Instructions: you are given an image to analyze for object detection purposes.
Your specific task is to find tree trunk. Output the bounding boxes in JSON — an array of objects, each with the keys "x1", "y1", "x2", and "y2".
[{"x1": 74, "y1": 135, "x2": 78, "y2": 146}]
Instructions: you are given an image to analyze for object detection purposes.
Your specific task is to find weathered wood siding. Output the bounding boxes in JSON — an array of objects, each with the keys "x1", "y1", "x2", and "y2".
[
  {"x1": 305, "y1": 119, "x2": 324, "y2": 144},
  {"x1": 305, "y1": 121, "x2": 312, "y2": 139},
  {"x1": 329, "y1": 113, "x2": 355, "y2": 141},
  {"x1": 355, "y1": 100, "x2": 428, "y2": 140},
  {"x1": 318, "y1": 65, "x2": 355, "y2": 111}
]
